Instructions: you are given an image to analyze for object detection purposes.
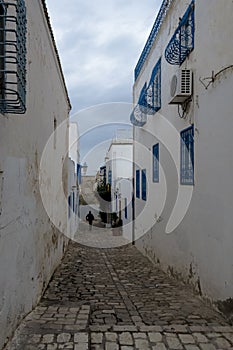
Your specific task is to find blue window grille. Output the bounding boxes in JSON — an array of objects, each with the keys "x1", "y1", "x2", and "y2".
[
  {"x1": 153, "y1": 143, "x2": 159, "y2": 183},
  {"x1": 0, "y1": 0, "x2": 27, "y2": 114},
  {"x1": 130, "y1": 84, "x2": 147, "y2": 127},
  {"x1": 146, "y1": 58, "x2": 161, "y2": 114},
  {"x1": 165, "y1": 1, "x2": 195, "y2": 66},
  {"x1": 134, "y1": 0, "x2": 174, "y2": 81},
  {"x1": 180, "y1": 125, "x2": 194, "y2": 185},
  {"x1": 136, "y1": 170, "x2": 140, "y2": 199},
  {"x1": 141, "y1": 169, "x2": 147, "y2": 201},
  {"x1": 108, "y1": 169, "x2": 112, "y2": 185}
]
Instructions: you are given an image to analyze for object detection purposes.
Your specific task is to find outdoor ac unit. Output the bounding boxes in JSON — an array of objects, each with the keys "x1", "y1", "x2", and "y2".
[{"x1": 169, "y1": 69, "x2": 192, "y2": 104}]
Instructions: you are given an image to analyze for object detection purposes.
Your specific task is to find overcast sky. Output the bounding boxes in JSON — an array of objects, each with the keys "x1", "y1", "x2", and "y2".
[
  {"x1": 46, "y1": 0, "x2": 162, "y2": 173},
  {"x1": 46, "y1": 0, "x2": 162, "y2": 113}
]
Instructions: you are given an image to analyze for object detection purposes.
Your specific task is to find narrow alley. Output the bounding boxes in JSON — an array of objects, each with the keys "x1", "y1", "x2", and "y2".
[{"x1": 6, "y1": 236, "x2": 233, "y2": 350}]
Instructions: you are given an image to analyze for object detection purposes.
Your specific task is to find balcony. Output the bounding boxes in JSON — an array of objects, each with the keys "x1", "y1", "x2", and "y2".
[{"x1": 165, "y1": 1, "x2": 195, "y2": 66}]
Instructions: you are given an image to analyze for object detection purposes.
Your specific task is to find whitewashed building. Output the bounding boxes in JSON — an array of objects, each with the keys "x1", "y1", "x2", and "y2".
[
  {"x1": 132, "y1": 0, "x2": 233, "y2": 303},
  {"x1": 0, "y1": 0, "x2": 71, "y2": 348},
  {"x1": 106, "y1": 130, "x2": 133, "y2": 238},
  {"x1": 68, "y1": 123, "x2": 80, "y2": 237}
]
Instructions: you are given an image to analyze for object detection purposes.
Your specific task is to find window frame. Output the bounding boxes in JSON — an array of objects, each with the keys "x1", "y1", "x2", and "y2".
[
  {"x1": 146, "y1": 58, "x2": 161, "y2": 113},
  {"x1": 141, "y1": 169, "x2": 147, "y2": 201},
  {"x1": 180, "y1": 125, "x2": 194, "y2": 185},
  {"x1": 136, "y1": 170, "x2": 140, "y2": 199},
  {"x1": 152, "y1": 143, "x2": 160, "y2": 183}
]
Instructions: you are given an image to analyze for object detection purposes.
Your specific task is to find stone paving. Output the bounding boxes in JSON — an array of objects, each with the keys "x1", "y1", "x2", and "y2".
[{"x1": 5, "y1": 237, "x2": 233, "y2": 350}]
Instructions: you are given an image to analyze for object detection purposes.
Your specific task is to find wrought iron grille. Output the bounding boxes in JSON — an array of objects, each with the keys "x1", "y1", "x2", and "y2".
[
  {"x1": 146, "y1": 58, "x2": 161, "y2": 114},
  {"x1": 153, "y1": 143, "x2": 159, "y2": 183},
  {"x1": 134, "y1": 0, "x2": 174, "y2": 81},
  {"x1": 130, "y1": 84, "x2": 147, "y2": 127},
  {"x1": 165, "y1": 1, "x2": 195, "y2": 66},
  {"x1": 0, "y1": 0, "x2": 27, "y2": 114},
  {"x1": 180, "y1": 125, "x2": 194, "y2": 185}
]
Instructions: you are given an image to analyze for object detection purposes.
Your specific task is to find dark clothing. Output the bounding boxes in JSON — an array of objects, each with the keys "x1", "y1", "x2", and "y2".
[{"x1": 86, "y1": 212, "x2": 94, "y2": 225}]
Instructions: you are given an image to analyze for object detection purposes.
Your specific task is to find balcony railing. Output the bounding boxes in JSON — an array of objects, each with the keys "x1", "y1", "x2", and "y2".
[
  {"x1": 146, "y1": 58, "x2": 161, "y2": 114},
  {"x1": 134, "y1": 0, "x2": 174, "y2": 81},
  {"x1": 165, "y1": 1, "x2": 195, "y2": 66}
]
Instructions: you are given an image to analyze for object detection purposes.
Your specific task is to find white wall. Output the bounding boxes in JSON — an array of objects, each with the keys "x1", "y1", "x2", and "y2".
[
  {"x1": 106, "y1": 141, "x2": 133, "y2": 238},
  {"x1": 0, "y1": 1, "x2": 70, "y2": 348},
  {"x1": 133, "y1": 0, "x2": 233, "y2": 301}
]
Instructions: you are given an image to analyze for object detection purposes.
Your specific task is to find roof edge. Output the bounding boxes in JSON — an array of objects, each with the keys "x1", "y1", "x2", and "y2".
[{"x1": 41, "y1": 0, "x2": 72, "y2": 111}]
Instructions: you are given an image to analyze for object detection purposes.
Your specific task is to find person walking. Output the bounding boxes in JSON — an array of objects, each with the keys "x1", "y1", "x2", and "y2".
[{"x1": 86, "y1": 210, "x2": 94, "y2": 231}]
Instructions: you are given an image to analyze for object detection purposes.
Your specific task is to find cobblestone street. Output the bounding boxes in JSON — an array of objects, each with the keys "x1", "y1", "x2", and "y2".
[{"x1": 6, "y1": 236, "x2": 233, "y2": 350}]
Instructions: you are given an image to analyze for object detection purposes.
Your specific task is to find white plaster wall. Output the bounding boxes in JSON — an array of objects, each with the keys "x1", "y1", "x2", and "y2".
[
  {"x1": 133, "y1": 0, "x2": 233, "y2": 301},
  {"x1": 107, "y1": 142, "x2": 133, "y2": 239},
  {"x1": 0, "y1": 0, "x2": 70, "y2": 347}
]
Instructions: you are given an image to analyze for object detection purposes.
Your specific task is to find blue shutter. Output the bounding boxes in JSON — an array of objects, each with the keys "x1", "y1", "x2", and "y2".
[
  {"x1": 77, "y1": 164, "x2": 81, "y2": 184},
  {"x1": 108, "y1": 170, "x2": 112, "y2": 185},
  {"x1": 141, "y1": 169, "x2": 147, "y2": 201},
  {"x1": 153, "y1": 144, "x2": 159, "y2": 183},
  {"x1": 180, "y1": 125, "x2": 194, "y2": 185},
  {"x1": 136, "y1": 170, "x2": 140, "y2": 199}
]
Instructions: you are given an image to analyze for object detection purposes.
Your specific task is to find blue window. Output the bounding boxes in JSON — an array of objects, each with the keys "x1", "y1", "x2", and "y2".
[
  {"x1": 153, "y1": 143, "x2": 159, "y2": 183},
  {"x1": 141, "y1": 169, "x2": 147, "y2": 201},
  {"x1": 165, "y1": 1, "x2": 195, "y2": 66},
  {"x1": 136, "y1": 170, "x2": 140, "y2": 199},
  {"x1": 180, "y1": 125, "x2": 194, "y2": 185},
  {"x1": 108, "y1": 170, "x2": 112, "y2": 185},
  {"x1": 0, "y1": 0, "x2": 27, "y2": 114},
  {"x1": 146, "y1": 58, "x2": 161, "y2": 114},
  {"x1": 77, "y1": 164, "x2": 82, "y2": 184}
]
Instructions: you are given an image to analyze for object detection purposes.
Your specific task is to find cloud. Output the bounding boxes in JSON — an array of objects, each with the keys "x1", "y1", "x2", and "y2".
[
  {"x1": 45, "y1": 0, "x2": 162, "y2": 173},
  {"x1": 46, "y1": 0, "x2": 162, "y2": 112}
]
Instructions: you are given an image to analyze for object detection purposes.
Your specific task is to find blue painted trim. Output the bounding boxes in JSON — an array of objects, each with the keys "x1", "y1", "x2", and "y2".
[
  {"x1": 134, "y1": 0, "x2": 174, "y2": 81},
  {"x1": 108, "y1": 169, "x2": 112, "y2": 185},
  {"x1": 152, "y1": 143, "x2": 159, "y2": 183},
  {"x1": 180, "y1": 125, "x2": 194, "y2": 185},
  {"x1": 130, "y1": 84, "x2": 147, "y2": 127},
  {"x1": 0, "y1": 0, "x2": 27, "y2": 114},
  {"x1": 136, "y1": 170, "x2": 140, "y2": 199},
  {"x1": 165, "y1": 1, "x2": 195, "y2": 65},
  {"x1": 141, "y1": 169, "x2": 147, "y2": 201},
  {"x1": 146, "y1": 58, "x2": 161, "y2": 114}
]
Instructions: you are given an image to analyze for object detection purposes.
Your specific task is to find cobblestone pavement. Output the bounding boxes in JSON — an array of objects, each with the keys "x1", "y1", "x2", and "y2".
[
  {"x1": 74, "y1": 222, "x2": 130, "y2": 248},
  {"x1": 5, "y1": 240, "x2": 233, "y2": 350}
]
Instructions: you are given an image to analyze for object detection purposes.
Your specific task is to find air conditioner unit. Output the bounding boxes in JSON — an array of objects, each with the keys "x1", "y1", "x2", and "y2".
[{"x1": 169, "y1": 69, "x2": 193, "y2": 104}]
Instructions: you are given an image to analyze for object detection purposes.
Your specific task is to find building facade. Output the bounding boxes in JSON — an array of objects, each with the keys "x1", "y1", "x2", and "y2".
[
  {"x1": 132, "y1": 0, "x2": 233, "y2": 302},
  {"x1": 105, "y1": 130, "x2": 133, "y2": 238},
  {"x1": 0, "y1": 0, "x2": 71, "y2": 347},
  {"x1": 69, "y1": 123, "x2": 80, "y2": 237}
]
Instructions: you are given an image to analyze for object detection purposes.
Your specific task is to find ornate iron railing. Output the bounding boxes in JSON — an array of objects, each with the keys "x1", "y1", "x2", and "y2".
[
  {"x1": 134, "y1": 0, "x2": 174, "y2": 81},
  {"x1": 130, "y1": 83, "x2": 147, "y2": 127},
  {"x1": 165, "y1": 1, "x2": 195, "y2": 66},
  {"x1": 0, "y1": 0, "x2": 27, "y2": 114},
  {"x1": 146, "y1": 58, "x2": 161, "y2": 114}
]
